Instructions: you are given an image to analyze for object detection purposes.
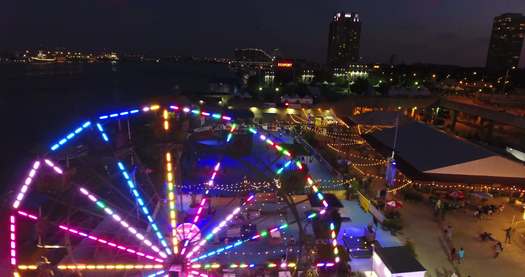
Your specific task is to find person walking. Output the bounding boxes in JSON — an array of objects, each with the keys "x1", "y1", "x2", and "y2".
[
  {"x1": 458, "y1": 247, "x2": 465, "y2": 264},
  {"x1": 494, "y1": 242, "x2": 503, "y2": 258},
  {"x1": 447, "y1": 225, "x2": 453, "y2": 241},
  {"x1": 449, "y1": 247, "x2": 456, "y2": 263},
  {"x1": 504, "y1": 227, "x2": 512, "y2": 244}
]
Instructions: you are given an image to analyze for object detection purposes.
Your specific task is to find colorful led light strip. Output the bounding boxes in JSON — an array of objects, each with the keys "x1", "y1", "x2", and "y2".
[
  {"x1": 12, "y1": 160, "x2": 41, "y2": 209},
  {"x1": 18, "y1": 264, "x2": 163, "y2": 270},
  {"x1": 96, "y1": 123, "x2": 110, "y2": 142},
  {"x1": 316, "y1": 262, "x2": 335, "y2": 268},
  {"x1": 43, "y1": 159, "x2": 64, "y2": 174},
  {"x1": 185, "y1": 194, "x2": 255, "y2": 259},
  {"x1": 165, "y1": 152, "x2": 178, "y2": 254},
  {"x1": 58, "y1": 225, "x2": 165, "y2": 263},
  {"x1": 50, "y1": 121, "x2": 91, "y2": 151},
  {"x1": 190, "y1": 223, "x2": 288, "y2": 262},
  {"x1": 169, "y1": 105, "x2": 232, "y2": 121},
  {"x1": 226, "y1": 123, "x2": 237, "y2": 142},
  {"x1": 98, "y1": 108, "x2": 141, "y2": 120},
  {"x1": 181, "y1": 124, "x2": 236, "y2": 255},
  {"x1": 250, "y1": 126, "x2": 337, "y2": 263},
  {"x1": 192, "y1": 162, "x2": 220, "y2": 224},
  {"x1": 330, "y1": 222, "x2": 340, "y2": 263},
  {"x1": 10, "y1": 215, "x2": 16, "y2": 267},
  {"x1": 178, "y1": 162, "x2": 221, "y2": 256},
  {"x1": 189, "y1": 270, "x2": 209, "y2": 277},
  {"x1": 78, "y1": 187, "x2": 167, "y2": 258},
  {"x1": 248, "y1": 128, "x2": 292, "y2": 157},
  {"x1": 147, "y1": 270, "x2": 166, "y2": 277},
  {"x1": 190, "y1": 263, "x2": 221, "y2": 269},
  {"x1": 267, "y1": 262, "x2": 297, "y2": 269},
  {"x1": 163, "y1": 109, "x2": 170, "y2": 131},
  {"x1": 58, "y1": 264, "x2": 163, "y2": 270},
  {"x1": 16, "y1": 210, "x2": 164, "y2": 263},
  {"x1": 116, "y1": 161, "x2": 172, "y2": 256},
  {"x1": 13, "y1": 159, "x2": 64, "y2": 209}
]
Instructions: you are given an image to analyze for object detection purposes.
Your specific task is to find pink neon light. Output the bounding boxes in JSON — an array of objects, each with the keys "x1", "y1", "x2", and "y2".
[
  {"x1": 10, "y1": 215, "x2": 16, "y2": 266},
  {"x1": 180, "y1": 162, "x2": 221, "y2": 255},
  {"x1": 186, "y1": 194, "x2": 255, "y2": 259},
  {"x1": 15, "y1": 210, "x2": 163, "y2": 262},
  {"x1": 190, "y1": 162, "x2": 220, "y2": 224},
  {"x1": 44, "y1": 159, "x2": 64, "y2": 174},
  {"x1": 13, "y1": 160, "x2": 41, "y2": 209},
  {"x1": 78, "y1": 187, "x2": 167, "y2": 258},
  {"x1": 251, "y1": 127, "x2": 336, "y2": 263}
]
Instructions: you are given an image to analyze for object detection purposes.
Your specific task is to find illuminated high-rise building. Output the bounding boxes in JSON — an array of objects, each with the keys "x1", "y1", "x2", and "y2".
[
  {"x1": 327, "y1": 12, "x2": 361, "y2": 67},
  {"x1": 486, "y1": 13, "x2": 525, "y2": 72}
]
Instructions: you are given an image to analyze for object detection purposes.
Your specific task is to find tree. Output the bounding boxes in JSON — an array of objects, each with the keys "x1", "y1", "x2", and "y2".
[
  {"x1": 350, "y1": 78, "x2": 370, "y2": 95},
  {"x1": 277, "y1": 168, "x2": 309, "y2": 264}
]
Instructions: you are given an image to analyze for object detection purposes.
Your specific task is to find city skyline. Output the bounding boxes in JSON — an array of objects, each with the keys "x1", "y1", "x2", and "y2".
[{"x1": 1, "y1": 0, "x2": 525, "y2": 67}]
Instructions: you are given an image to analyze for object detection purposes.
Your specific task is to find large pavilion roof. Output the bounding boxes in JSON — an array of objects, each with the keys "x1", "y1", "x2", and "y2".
[{"x1": 365, "y1": 122, "x2": 525, "y2": 184}]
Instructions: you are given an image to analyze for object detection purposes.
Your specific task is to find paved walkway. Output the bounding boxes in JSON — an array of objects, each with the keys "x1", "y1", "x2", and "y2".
[
  {"x1": 338, "y1": 200, "x2": 402, "y2": 248},
  {"x1": 399, "y1": 199, "x2": 525, "y2": 277}
]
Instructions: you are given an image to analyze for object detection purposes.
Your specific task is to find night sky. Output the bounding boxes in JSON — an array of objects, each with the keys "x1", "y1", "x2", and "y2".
[{"x1": 2, "y1": 0, "x2": 525, "y2": 66}]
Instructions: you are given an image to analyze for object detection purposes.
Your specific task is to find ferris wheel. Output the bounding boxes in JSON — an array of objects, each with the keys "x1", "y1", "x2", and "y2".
[{"x1": 8, "y1": 102, "x2": 342, "y2": 277}]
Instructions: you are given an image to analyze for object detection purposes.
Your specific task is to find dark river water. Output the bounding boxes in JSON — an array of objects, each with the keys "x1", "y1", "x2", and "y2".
[{"x1": 0, "y1": 62, "x2": 238, "y2": 191}]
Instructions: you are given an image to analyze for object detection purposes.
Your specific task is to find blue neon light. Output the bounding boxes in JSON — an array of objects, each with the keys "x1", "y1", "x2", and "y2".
[
  {"x1": 147, "y1": 270, "x2": 165, "y2": 277},
  {"x1": 116, "y1": 161, "x2": 172, "y2": 255},
  {"x1": 191, "y1": 223, "x2": 289, "y2": 262},
  {"x1": 98, "y1": 108, "x2": 140, "y2": 120},
  {"x1": 50, "y1": 121, "x2": 91, "y2": 151},
  {"x1": 95, "y1": 123, "x2": 110, "y2": 142}
]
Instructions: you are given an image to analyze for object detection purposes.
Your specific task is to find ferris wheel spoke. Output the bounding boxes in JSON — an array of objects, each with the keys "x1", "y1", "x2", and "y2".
[
  {"x1": 189, "y1": 223, "x2": 289, "y2": 263},
  {"x1": 12, "y1": 158, "x2": 65, "y2": 209},
  {"x1": 178, "y1": 161, "x2": 221, "y2": 256},
  {"x1": 49, "y1": 121, "x2": 92, "y2": 152},
  {"x1": 249, "y1": 126, "x2": 339, "y2": 263},
  {"x1": 78, "y1": 187, "x2": 168, "y2": 258},
  {"x1": 165, "y1": 151, "x2": 179, "y2": 255},
  {"x1": 184, "y1": 194, "x2": 255, "y2": 259},
  {"x1": 16, "y1": 210, "x2": 165, "y2": 263},
  {"x1": 95, "y1": 122, "x2": 110, "y2": 142},
  {"x1": 116, "y1": 161, "x2": 172, "y2": 256}
]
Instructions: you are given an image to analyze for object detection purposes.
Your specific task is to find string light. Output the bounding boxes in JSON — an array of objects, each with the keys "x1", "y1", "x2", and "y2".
[
  {"x1": 98, "y1": 107, "x2": 140, "y2": 120},
  {"x1": 43, "y1": 159, "x2": 64, "y2": 174},
  {"x1": 169, "y1": 105, "x2": 231, "y2": 121},
  {"x1": 147, "y1": 270, "x2": 166, "y2": 277},
  {"x1": 50, "y1": 121, "x2": 91, "y2": 151},
  {"x1": 78, "y1": 187, "x2": 167, "y2": 259},
  {"x1": 190, "y1": 223, "x2": 289, "y2": 262},
  {"x1": 95, "y1": 123, "x2": 109, "y2": 142},
  {"x1": 17, "y1": 211, "x2": 164, "y2": 263},
  {"x1": 10, "y1": 215, "x2": 16, "y2": 267},
  {"x1": 185, "y1": 194, "x2": 255, "y2": 259},
  {"x1": 58, "y1": 264, "x2": 163, "y2": 270},
  {"x1": 12, "y1": 160, "x2": 41, "y2": 209},
  {"x1": 165, "y1": 152, "x2": 178, "y2": 254},
  {"x1": 163, "y1": 109, "x2": 169, "y2": 131},
  {"x1": 117, "y1": 161, "x2": 172, "y2": 256}
]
